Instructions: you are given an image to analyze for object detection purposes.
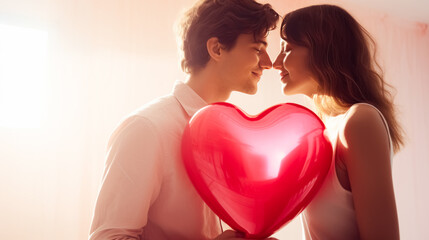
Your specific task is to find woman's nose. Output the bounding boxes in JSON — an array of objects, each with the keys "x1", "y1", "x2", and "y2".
[{"x1": 273, "y1": 53, "x2": 285, "y2": 70}]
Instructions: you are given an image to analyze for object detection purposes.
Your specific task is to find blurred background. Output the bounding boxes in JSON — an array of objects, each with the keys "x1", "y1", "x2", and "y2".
[{"x1": 0, "y1": 0, "x2": 428, "y2": 239}]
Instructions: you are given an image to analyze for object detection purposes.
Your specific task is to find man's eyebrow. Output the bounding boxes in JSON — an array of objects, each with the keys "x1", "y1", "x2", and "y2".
[{"x1": 255, "y1": 40, "x2": 268, "y2": 46}]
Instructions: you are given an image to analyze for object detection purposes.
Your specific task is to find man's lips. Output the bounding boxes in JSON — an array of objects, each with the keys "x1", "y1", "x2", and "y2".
[{"x1": 252, "y1": 72, "x2": 262, "y2": 78}]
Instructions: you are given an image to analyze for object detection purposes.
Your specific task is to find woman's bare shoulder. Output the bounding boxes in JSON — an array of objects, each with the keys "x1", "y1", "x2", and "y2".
[{"x1": 338, "y1": 103, "x2": 390, "y2": 158}]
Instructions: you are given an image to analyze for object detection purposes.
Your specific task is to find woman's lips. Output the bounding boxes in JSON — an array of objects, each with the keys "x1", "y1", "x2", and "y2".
[{"x1": 280, "y1": 71, "x2": 289, "y2": 82}]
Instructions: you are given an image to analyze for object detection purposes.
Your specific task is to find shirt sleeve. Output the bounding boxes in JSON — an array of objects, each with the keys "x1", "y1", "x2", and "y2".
[{"x1": 89, "y1": 115, "x2": 163, "y2": 240}]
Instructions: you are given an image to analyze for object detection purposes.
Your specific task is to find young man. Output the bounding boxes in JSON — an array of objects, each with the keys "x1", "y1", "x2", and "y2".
[{"x1": 89, "y1": 0, "x2": 279, "y2": 239}]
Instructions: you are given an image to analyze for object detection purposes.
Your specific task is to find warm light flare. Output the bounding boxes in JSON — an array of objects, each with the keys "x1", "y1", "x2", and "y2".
[{"x1": 0, "y1": 24, "x2": 48, "y2": 128}]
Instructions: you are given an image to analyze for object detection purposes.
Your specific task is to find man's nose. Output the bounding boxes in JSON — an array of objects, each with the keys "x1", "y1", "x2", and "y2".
[{"x1": 259, "y1": 52, "x2": 272, "y2": 70}]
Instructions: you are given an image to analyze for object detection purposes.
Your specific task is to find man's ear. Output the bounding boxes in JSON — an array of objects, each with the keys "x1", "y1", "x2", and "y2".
[{"x1": 206, "y1": 37, "x2": 224, "y2": 62}]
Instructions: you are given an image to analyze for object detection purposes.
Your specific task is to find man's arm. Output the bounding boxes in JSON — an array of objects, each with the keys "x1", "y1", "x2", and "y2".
[{"x1": 89, "y1": 116, "x2": 163, "y2": 240}]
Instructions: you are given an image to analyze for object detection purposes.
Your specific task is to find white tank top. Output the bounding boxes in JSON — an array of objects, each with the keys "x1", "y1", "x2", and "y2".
[{"x1": 300, "y1": 103, "x2": 393, "y2": 240}]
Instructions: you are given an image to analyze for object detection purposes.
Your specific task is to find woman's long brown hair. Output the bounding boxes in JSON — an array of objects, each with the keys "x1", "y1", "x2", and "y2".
[{"x1": 281, "y1": 5, "x2": 404, "y2": 153}]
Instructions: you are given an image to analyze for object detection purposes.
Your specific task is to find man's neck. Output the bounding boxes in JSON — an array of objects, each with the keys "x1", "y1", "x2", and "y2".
[{"x1": 185, "y1": 69, "x2": 231, "y2": 104}]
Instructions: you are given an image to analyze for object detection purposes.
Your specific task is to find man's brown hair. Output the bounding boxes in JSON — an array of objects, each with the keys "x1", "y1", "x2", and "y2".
[{"x1": 177, "y1": 0, "x2": 279, "y2": 74}]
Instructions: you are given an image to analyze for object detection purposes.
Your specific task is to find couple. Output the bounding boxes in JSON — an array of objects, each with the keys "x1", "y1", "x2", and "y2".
[{"x1": 89, "y1": 0, "x2": 404, "y2": 239}]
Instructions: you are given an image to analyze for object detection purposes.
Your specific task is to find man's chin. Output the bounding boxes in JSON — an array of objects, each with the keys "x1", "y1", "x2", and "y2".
[
  {"x1": 234, "y1": 83, "x2": 258, "y2": 95},
  {"x1": 244, "y1": 86, "x2": 258, "y2": 95}
]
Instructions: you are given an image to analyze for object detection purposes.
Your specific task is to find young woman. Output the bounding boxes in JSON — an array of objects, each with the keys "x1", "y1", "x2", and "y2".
[{"x1": 273, "y1": 5, "x2": 404, "y2": 240}]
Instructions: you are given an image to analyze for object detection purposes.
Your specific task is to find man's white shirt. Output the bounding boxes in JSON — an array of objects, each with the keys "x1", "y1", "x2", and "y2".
[{"x1": 89, "y1": 81, "x2": 221, "y2": 240}]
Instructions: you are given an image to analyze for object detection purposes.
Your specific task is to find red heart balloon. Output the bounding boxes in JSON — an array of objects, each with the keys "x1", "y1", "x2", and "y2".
[{"x1": 182, "y1": 102, "x2": 332, "y2": 238}]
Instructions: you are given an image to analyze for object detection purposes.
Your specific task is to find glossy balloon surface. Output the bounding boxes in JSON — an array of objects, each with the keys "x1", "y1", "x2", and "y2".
[{"x1": 182, "y1": 102, "x2": 332, "y2": 238}]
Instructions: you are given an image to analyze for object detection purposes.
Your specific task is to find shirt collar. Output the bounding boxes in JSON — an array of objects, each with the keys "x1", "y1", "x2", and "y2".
[{"x1": 172, "y1": 80, "x2": 208, "y2": 117}]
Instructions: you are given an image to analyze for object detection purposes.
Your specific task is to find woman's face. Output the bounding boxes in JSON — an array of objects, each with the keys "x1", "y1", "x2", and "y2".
[{"x1": 273, "y1": 40, "x2": 319, "y2": 97}]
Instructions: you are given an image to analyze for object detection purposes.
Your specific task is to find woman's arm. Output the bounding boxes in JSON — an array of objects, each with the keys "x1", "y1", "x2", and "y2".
[{"x1": 337, "y1": 104, "x2": 399, "y2": 240}]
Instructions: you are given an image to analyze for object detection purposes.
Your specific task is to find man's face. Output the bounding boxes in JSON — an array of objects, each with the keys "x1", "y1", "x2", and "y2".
[{"x1": 218, "y1": 34, "x2": 272, "y2": 95}]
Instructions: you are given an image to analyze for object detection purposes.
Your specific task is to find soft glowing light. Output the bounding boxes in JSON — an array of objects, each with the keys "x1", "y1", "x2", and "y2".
[
  {"x1": 245, "y1": 127, "x2": 301, "y2": 180},
  {"x1": 0, "y1": 24, "x2": 48, "y2": 128}
]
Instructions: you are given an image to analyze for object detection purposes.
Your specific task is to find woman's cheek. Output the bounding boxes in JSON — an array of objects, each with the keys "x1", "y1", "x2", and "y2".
[{"x1": 284, "y1": 55, "x2": 293, "y2": 71}]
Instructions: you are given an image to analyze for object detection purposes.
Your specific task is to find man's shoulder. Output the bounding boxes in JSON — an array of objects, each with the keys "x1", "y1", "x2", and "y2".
[
  {"x1": 107, "y1": 94, "x2": 184, "y2": 146},
  {"x1": 132, "y1": 94, "x2": 181, "y2": 120},
  {"x1": 118, "y1": 93, "x2": 186, "y2": 132}
]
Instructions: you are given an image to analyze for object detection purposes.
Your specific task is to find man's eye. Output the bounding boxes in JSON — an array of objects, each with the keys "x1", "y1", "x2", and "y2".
[{"x1": 254, "y1": 48, "x2": 261, "y2": 53}]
